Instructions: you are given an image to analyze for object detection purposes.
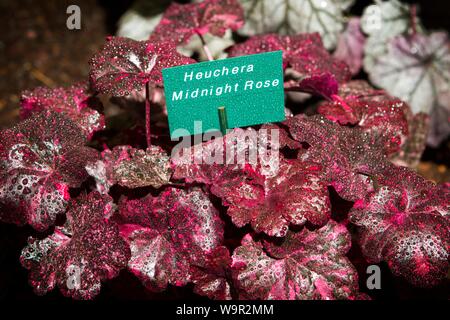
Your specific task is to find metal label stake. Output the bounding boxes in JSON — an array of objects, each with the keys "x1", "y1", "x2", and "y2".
[{"x1": 218, "y1": 106, "x2": 228, "y2": 135}]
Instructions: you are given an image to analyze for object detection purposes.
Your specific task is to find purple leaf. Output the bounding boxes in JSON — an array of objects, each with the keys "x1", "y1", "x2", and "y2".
[
  {"x1": 20, "y1": 192, "x2": 130, "y2": 299},
  {"x1": 367, "y1": 32, "x2": 450, "y2": 144},
  {"x1": 333, "y1": 18, "x2": 366, "y2": 75},
  {"x1": 214, "y1": 159, "x2": 330, "y2": 237},
  {"x1": 0, "y1": 111, "x2": 99, "y2": 231},
  {"x1": 318, "y1": 90, "x2": 410, "y2": 155},
  {"x1": 318, "y1": 81, "x2": 430, "y2": 166}
]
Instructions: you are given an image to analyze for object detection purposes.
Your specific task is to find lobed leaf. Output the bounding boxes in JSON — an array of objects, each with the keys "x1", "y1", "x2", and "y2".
[
  {"x1": 89, "y1": 36, "x2": 195, "y2": 96},
  {"x1": 229, "y1": 33, "x2": 351, "y2": 84},
  {"x1": 150, "y1": 0, "x2": 244, "y2": 45},
  {"x1": 86, "y1": 145, "x2": 172, "y2": 194},
  {"x1": 0, "y1": 111, "x2": 99, "y2": 231},
  {"x1": 318, "y1": 83, "x2": 411, "y2": 156},
  {"x1": 172, "y1": 128, "x2": 330, "y2": 237},
  {"x1": 367, "y1": 32, "x2": 450, "y2": 146},
  {"x1": 317, "y1": 80, "x2": 429, "y2": 166},
  {"x1": 349, "y1": 165, "x2": 449, "y2": 287},
  {"x1": 231, "y1": 221, "x2": 360, "y2": 299},
  {"x1": 20, "y1": 82, "x2": 105, "y2": 140},
  {"x1": 20, "y1": 192, "x2": 130, "y2": 299},
  {"x1": 368, "y1": 32, "x2": 450, "y2": 115},
  {"x1": 119, "y1": 187, "x2": 224, "y2": 291},
  {"x1": 286, "y1": 114, "x2": 389, "y2": 201}
]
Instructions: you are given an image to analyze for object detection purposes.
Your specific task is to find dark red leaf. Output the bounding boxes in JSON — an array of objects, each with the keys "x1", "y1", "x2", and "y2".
[
  {"x1": 349, "y1": 165, "x2": 449, "y2": 287},
  {"x1": 119, "y1": 187, "x2": 224, "y2": 291},
  {"x1": 285, "y1": 72, "x2": 338, "y2": 100},
  {"x1": 20, "y1": 82, "x2": 105, "y2": 140},
  {"x1": 150, "y1": 0, "x2": 244, "y2": 45},
  {"x1": 0, "y1": 111, "x2": 99, "y2": 231},
  {"x1": 228, "y1": 33, "x2": 351, "y2": 83},
  {"x1": 20, "y1": 192, "x2": 130, "y2": 299},
  {"x1": 89, "y1": 36, "x2": 195, "y2": 96},
  {"x1": 231, "y1": 221, "x2": 360, "y2": 300}
]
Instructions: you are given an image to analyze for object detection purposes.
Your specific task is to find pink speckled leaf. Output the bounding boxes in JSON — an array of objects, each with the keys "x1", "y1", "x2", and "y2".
[
  {"x1": 20, "y1": 82, "x2": 105, "y2": 140},
  {"x1": 231, "y1": 221, "x2": 360, "y2": 300},
  {"x1": 172, "y1": 127, "x2": 267, "y2": 186},
  {"x1": 20, "y1": 192, "x2": 130, "y2": 299},
  {"x1": 150, "y1": 0, "x2": 244, "y2": 45},
  {"x1": 318, "y1": 81, "x2": 429, "y2": 165},
  {"x1": 86, "y1": 145, "x2": 172, "y2": 194},
  {"x1": 350, "y1": 165, "x2": 449, "y2": 287},
  {"x1": 228, "y1": 33, "x2": 351, "y2": 83},
  {"x1": 333, "y1": 18, "x2": 366, "y2": 75},
  {"x1": 172, "y1": 128, "x2": 330, "y2": 237},
  {"x1": 191, "y1": 246, "x2": 232, "y2": 300},
  {"x1": 0, "y1": 111, "x2": 99, "y2": 231},
  {"x1": 391, "y1": 112, "x2": 429, "y2": 167},
  {"x1": 318, "y1": 94, "x2": 410, "y2": 156},
  {"x1": 89, "y1": 36, "x2": 195, "y2": 96},
  {"x1": 260, "y1": 123, "x2": 301, "y2": 149},
  {"x1": 217, "y1": 159, "x2": 330, "y2": 237},
  {"x1": 286, "y1": 114, "x2": 388, "y2": 201},
  {"x1": 119, "y1": 187, "x2": 224, "y2": 291}
]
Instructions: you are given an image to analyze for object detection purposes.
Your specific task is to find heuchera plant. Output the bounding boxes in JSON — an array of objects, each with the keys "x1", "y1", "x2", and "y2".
[{"x1": 0, "y1": 0, "x2": 449, "y2": 300}]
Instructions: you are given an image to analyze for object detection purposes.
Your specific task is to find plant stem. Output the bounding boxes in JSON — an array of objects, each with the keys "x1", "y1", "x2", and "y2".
[
  {"x1": 198, "y1": 33, "x2": 214, "y2": 61},
  {"x1": 145, "y1": 82, "x2": 151, "y2": 147}
]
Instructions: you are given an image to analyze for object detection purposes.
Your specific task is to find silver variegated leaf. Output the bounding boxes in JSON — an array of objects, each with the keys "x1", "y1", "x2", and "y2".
[{"x1": 238, "y1": 0, "x2": 353, "y2": 49}]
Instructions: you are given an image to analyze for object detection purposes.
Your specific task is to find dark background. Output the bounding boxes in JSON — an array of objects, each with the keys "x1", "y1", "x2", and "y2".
[{"x1": 0, "y1": 0, "x2": 449, "y2": 301}]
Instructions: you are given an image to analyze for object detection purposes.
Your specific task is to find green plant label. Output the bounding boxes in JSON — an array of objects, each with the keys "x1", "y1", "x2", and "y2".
[{"x1": 162, "y1": 51, "x2": 285, "y2": 139}]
